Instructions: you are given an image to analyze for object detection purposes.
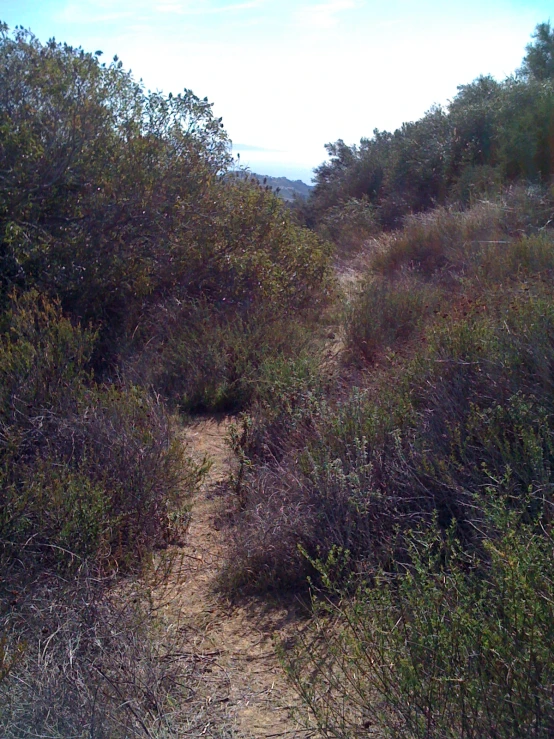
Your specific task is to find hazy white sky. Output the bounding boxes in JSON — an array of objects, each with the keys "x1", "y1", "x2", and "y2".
[{"x1": 2, "y1": 1, "x2": 552, "y2": 182}]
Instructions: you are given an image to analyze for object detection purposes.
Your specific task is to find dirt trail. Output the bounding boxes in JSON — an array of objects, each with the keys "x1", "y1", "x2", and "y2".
[{"x1": 158, "y1": 416, "x2": 317, "y2": 739}]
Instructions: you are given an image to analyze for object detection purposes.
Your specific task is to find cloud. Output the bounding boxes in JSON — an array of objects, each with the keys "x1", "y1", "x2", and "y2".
[
  {"x1": 294, "y1": 0, "x2": 358, "y2": 30},
  {"x1": 57, "y1": 1, "x2": 134, "y2": 24},
  {"x1": 233, "y1": 143, "x2": 281, "y2": 152},
  {"x1": 153, "y1": 1, "x2": 264, "y2": 15},
  {"x1": 57, "y1": 0, "x2": 264, "y2": 24}
]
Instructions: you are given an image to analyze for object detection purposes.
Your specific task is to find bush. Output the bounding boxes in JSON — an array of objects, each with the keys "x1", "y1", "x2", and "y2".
[
  {"x1": 450, "y1": 164, "x2": 503, "y2": 206},
  {"x1": 0, "y1": 25, "x2": 334, "y2": 410},
  {"x1": 0, "y1": 25, "x2": 230, "y2": 359},
  {"x1": 0, "y1": 26, "x2": 334, "y2": 374},
  {"x1": 217, "y1": 352, "x2": 334, "y2": 593},
  {"x1": 123, "y1": 178, "x2": 334, "y2": 412},
  {"x1": 318, "y1": 197, "x2": 378, "y2": 255},
  {"x1": 285, "y1": 506, "x2": 554, "y2": 738},
  {"x1": 347, "y1": 274, "x2": 442, "y2": 360},
  {"x1": 130, "y1": 296, "x2": 328, "y2": 414},
  {"x1": 153, "y1": 303, "x2": 317, "y2": 412},
  {"x1": 219, "y1": 390, "x2": 403, "y2": 593},
  {"x1": 0, "y1": 565, "x2": 234, "y2": 738},
  {"x1": 0, "y1": 293, "x2": 195, "y2": 573}
]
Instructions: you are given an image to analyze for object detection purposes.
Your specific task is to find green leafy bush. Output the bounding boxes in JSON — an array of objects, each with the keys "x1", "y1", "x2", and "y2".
[
  {"x1": 0, "y1": 26, "x2": 333, "y2": 383},
  {"x1": 286, "y1": 506, "x2": 554, "y2": 738},
  {"x1": 0, "y1": 24, "x2": 230, "y2": 355},
  {"x1": 149, "y1": 302, "x2": 318, "y2": 412},
  {"x1": 0, "y1": 293, "x2": 193, "y2": 572},
  {"x1": 125, "y1": 178, "x2": 333, "y2": 411}
]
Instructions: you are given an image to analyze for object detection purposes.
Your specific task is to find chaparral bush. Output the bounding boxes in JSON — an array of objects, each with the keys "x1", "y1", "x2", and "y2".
[{"x1": 0, "y1": 292, "x2": 196, "y2": 574}]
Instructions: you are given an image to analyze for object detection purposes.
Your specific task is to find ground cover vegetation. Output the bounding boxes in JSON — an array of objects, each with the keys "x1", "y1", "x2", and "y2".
[
  {"x1": 4, "y1": 15, "x2": 554, "y2": 738},
  {"x1": 223, "y1": 22, "x2": 554, "y2": 738},
  {"x1": 0, "y1": 23, "x2": 331, "y2": 735}
]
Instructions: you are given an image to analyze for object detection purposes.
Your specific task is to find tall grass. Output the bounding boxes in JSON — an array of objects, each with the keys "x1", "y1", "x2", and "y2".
[{"x1": 347, "y1": 274, "x2": 442, "y2": 361}]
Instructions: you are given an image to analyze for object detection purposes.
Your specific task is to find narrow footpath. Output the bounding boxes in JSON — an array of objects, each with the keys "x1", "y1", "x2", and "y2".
[{"x1": 157, "y1": 416, "x2": 317, "y2": 739}]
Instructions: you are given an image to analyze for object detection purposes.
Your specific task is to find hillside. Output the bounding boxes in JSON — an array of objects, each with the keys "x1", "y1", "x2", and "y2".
[
  {"x1": 3, "y1": 19, "x2": 554, "y2": 739},
  {"x1": 248, "y1": 172, "x2": 313, "y2": 201}
]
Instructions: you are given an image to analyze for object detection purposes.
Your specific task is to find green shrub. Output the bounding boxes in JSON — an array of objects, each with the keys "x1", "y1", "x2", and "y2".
[
  {"x1": 0, "y1": 25, "x2": 231, "y2": 355},
  {"x1": 347, "y1": 275, "x2": 442, "y2": 360},
  {"x1": 451, "y1": 164, "x2": 503, "y2": 206},
  {"x1": 468, "y1": 231, "x2": 554, "y2": 286},
  {"x1": 131, "y1": 297, "x2": 325, "y2": 413},
  {"x1": 124, "y1": 179, "x2": 334, "y2": 412},
  {"x1": 286, "y1": 506, "x2": 554, "y2": 738},
  {"x1": 0, "y1": 293, "x2": 194, "y2": 572},
  {"x1": 217, "y1": 352, "x2": 334, "y2": 593},
  {"x1": 370, "y1": 203, "x2": 504, "y2": 277},
  {"x1": 205, "y1": 177, "x2": 333, "y2": 314},
  {"x1": 368, "y1": 193, "x2": 554, "y2": 282},
  {"x1": 318, "y1": 197, "x2": 378, "y2": 254},
  {"x1": 405, "y1": 288, "x2": 554, "y2": 524},
  {"x1": 0, "y1": 25, "x2": 333, "y2": 411}
]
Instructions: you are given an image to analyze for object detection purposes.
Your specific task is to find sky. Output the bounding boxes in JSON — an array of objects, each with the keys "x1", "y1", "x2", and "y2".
[{"x1": 2, "y1": 0, "x2": 553, "y2": 183}]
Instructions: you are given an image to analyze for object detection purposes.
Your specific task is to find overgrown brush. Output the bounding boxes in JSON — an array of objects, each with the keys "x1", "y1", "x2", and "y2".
[
  {"x1": 347, "y1": 198, "x2": 554, "y2": 363},
  {"x1": 317, "y1": 197, "x2": 378, "y2": 255},
  {"x1": 0, "y1": 562, "x2": 236, "y2": 738},
  {"x1": 217, "y1": 350, "x2": 332, "y2": 592},
  {"x1": 285, "y1": 504, "x2": 554, "y2": 738},
  {"x1": 0, "y1": 292, "x2": 197, "y2": 574},
  {"x1": 370, "y1": 201, "x2": 504, "y2": 277},
  {"x1": 222, "y1": 222, "x2": 554, "y2": 737},
  {"x1": 220, "y1": 387, "x2": 402, "y2": 593},
  {"x1": 225, "y1": 234, "x2": 554, "y2": 591},
  {"x1": 0, "y1": 293, "x2": 214, "y2": 735},
  {"x1": 104, "y1": 174, "x2": 334, "y2": 411},
  {"x1": 369, "y1": 190, "x2": 554, "y2": 280}
]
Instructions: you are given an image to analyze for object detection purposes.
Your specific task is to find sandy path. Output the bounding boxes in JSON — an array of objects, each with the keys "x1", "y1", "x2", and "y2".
[{"x1": 156, "y1": 416, "x2": 317, "y2": 739}]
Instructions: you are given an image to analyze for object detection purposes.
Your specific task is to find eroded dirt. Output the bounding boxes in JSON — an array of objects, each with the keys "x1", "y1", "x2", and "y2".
[{"x1": 156, "y1": 416, "x2": 317, "y2": 738}]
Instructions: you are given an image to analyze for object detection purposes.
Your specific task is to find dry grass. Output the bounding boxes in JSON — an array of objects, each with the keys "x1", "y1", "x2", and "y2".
[{"x1": 0, "y1": 559, "x2": 238, "y2": 738}]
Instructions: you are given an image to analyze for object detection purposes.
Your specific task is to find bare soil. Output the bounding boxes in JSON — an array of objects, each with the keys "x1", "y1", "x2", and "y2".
[{"x1": 155, "y1": 416, "x2": 318, "y2": 738}]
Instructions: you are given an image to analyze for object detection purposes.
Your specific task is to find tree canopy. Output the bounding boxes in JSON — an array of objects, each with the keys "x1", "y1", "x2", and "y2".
[{"x1": 305, "y1": 22, "x2": 554, "y2": 234}]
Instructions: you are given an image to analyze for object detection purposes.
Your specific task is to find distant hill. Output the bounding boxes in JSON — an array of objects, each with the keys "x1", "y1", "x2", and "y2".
[
  {"x1": 251, "y1": 173, "x2": 312, "y2": 201},
  {"x1": 234, "y1": 172, "x2": 313, "y2": 201}
]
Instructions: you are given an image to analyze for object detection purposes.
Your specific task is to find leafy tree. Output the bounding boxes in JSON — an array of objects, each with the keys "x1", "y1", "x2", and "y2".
[
  {"x1": 494, "y1": 77, "x2": 554, "y2": 180},
  {"x1": 519, "y1": 21, "x2": 554, "y2": 80},
  {"x1": 448, "y1": 76, "x2": 500, "y2": 169},
  {"x1": 0, "y1": 23, "x2": 231, "y2": 348},
  {"x1": 383, "y1": 105, "x2": 451, "y2": 218},
  {"x1": 306, "y1": 21, "x2": 554, "y2": 236}
]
